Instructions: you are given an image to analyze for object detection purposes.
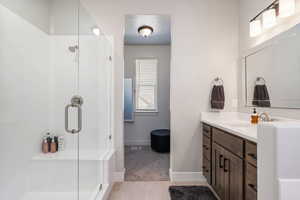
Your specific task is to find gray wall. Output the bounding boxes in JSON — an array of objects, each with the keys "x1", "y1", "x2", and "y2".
[{"x1": 124, "y1": 45, "x2": 171, "y2": 146}]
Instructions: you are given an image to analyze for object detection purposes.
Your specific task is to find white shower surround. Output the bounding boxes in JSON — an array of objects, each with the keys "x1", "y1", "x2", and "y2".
[{"x1": 0, "y1": 4, "x2": 114, "y2": 200}]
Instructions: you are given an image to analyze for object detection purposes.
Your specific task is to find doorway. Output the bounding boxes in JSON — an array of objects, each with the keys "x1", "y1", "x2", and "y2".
[{"x1": 123, "y1": 15, "x2": 171, "y2": 181}]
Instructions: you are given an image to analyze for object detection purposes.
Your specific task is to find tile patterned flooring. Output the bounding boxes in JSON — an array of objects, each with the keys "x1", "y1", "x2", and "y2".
[
  {"x1": 108, "y1": 181, "x2": 208, "y2": 200},
  {"x1": 125, "y1": 146, "x2": 170, "y2": 181}
]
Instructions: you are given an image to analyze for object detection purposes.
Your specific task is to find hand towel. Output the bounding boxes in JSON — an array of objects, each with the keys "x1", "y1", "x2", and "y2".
[
  {"x1": 252, "y1": 84, "x2": 271, "y2": 107},
  {"x1": 211, "y1": 85, "x2": 225, "y2": 110}
]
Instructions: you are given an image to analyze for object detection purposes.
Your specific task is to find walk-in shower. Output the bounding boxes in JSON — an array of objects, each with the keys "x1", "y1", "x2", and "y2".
[{"x1": 0, "y1": 0, "x2": 114, "y2": 199}]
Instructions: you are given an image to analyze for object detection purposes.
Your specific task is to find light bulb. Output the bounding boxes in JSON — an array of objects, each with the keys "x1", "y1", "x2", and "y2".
[
  {"x1": 138, "y1": 26, "x2": 154, "y2": 38},
  {"x1": 91, "y1": 27, "x2": 100, "y2": 36},
  {"x1": 263, "y1": 9, "x2": 277, "y2": 29},
  {"x1": 250, "y1": 20, "x2": 262, "y2": 37},
  {"x1": 279, "y1": 0, "x2": 295, "y2": 18}
]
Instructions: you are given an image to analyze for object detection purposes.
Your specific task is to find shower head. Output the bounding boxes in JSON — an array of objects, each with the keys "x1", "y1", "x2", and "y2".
[{"x1": 68, "y1": 45, "x2": 78, "y2": 53}]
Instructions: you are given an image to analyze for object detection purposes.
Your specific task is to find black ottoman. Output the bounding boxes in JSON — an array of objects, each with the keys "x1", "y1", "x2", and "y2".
[{"x1": 151, "y1": 129, "x2": 170, "y2": 153}]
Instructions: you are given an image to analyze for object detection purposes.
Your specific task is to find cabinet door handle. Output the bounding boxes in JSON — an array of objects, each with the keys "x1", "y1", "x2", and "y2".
[
  {"x1": 247, "y1": 153, "x2": 257, "y2": 160},
  {"x1": 219, "y1": 155, "x2": 224, "y2": 168},
  {"x1": 224, "y1": 158, "x2": 229, "y2": 172},
  {"x1": 248, "y1": 184, "x2": 257, "y2": 192},
  {"x1": 203, "y1": 145, "x2": 209, "y2": 150},
  {"x1": 203, "y1": 128, "x2": 210, "y2": 133}
]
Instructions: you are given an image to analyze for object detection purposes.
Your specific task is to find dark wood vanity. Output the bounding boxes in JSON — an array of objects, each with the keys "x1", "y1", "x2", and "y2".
[{"x1": 202, "y1": 123, "x2": 257, "y2": 200}]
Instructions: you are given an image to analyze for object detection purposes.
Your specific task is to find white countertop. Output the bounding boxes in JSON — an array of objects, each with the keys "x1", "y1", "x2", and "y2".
[
  {"x1": 201, "y1": 112, "x2": 299, "y2": 143},
  {"x1": 201, "y1": 112, "x2": 258, "y2": 142}
]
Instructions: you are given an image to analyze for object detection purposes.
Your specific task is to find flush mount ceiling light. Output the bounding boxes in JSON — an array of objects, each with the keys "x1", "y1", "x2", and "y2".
[
  {"x1": 279, "y1": 0, "x2": 295, "y2": 17},
  {"x1": 138, "y1": 25, "x2": 154, "y2": 38},
  {"x1": 263, "y1": 8, "x2": 277, "y2": 29},
  {"x1": 250, "y1": 19, "x2": 262, "y2": 37},
  {"x1": 91, "y1": 26, "x2": 101, "y2": 36}
]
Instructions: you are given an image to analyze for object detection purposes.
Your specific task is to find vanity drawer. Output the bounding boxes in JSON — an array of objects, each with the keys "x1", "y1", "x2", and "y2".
[
  {"x1": 203, "y1": 136, "x2": 211, "y2": 160},
  {"x1": 245, "y1": 163, "x2": 257, "y2": 200},
  {"x1": 212, "y1": 128, "x2": 244, "y2": 158},
  {"x1": 203, "y1": 157, "x2": 211, "y2": 184},
  {"x1": 246, "y1": 141, "x2": 257, "y2": 167},
  {"x1": 203, "y1": 124, "x2": 212, "y2": 138}
]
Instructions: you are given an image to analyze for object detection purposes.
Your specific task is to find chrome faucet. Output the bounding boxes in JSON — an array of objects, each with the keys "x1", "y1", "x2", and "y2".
[{"x1": 259, "y1": 112, "x2": 271, "y2": 122}]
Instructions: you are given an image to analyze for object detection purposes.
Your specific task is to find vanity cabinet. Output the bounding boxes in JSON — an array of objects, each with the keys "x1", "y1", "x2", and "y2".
[
  {"x1": 202, "y1": 124, "x2": 212, "y2": 184},
  {"x1": 202, "y1": 124, "x2": 257, "y2": 200}
]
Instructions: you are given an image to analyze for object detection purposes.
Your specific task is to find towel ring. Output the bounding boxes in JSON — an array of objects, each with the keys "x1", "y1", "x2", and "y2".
[
  {"x1": 256, "y1": 77, "x2": 266, "y2": 85},
  {"x1": 213, "y1": 77, "x2": 224, "y2": 86}
]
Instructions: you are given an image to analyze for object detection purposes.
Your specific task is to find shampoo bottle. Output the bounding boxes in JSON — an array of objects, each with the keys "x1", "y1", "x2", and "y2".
[
  {"x1": 50, "y1": 137, "x2": 57, "y2": 153},
  {"x1": 42, "y1": 138, "x2": 49, "y2": 153}
]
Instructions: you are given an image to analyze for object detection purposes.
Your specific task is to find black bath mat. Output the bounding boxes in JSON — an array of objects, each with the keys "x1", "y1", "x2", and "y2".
[{"x1": 169, "y1": 186, "x2": 217, "y2": 200}]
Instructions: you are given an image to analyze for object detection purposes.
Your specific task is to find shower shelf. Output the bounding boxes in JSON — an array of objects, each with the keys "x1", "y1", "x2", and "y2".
[{"x1": 32, "y1": 150, "x2": 108, "y2": 161}]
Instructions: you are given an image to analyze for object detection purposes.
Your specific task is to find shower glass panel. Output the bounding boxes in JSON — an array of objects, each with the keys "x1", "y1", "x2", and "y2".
[
  {"x1": 77, "y1": 2, "x2": 113, "y2": 199},
  {"x1": 0, "y1": 0, "x2": 112, "y2": 199}
]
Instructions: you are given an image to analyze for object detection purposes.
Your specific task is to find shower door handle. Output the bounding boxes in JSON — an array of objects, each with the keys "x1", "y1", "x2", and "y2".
[
  {"x1": 65, "y1": 104, "x2": 82, "y2": 134},
  {"x1": 76, "y1": 104, "x2": 82, "y2": 133}
]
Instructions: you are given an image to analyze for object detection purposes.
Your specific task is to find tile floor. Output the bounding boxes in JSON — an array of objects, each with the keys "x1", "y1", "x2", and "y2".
[
  {"x1": 125, "y1": 146, "x2": 170, "y2": 181},
  {"x1": 107, "y1": 181, "x2": 209, "y2": 200}
]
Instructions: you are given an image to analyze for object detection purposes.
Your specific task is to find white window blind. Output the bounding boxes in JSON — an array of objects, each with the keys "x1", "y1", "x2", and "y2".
[{"x1": 135, "y1": 59, "x2": 158, "y2": 111}]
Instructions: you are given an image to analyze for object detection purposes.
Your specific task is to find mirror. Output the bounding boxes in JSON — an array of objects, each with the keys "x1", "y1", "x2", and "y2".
[{"x1": 245, "y1": 24, "x2": 300, "y2": 109}]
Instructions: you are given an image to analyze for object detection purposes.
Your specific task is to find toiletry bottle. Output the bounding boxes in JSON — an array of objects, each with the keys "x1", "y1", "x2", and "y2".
[
  {"x1": 54, "y1": 136, "x2": 59, "y2": 150},
  {"x1": 46, "y1": 132, "x2": 52, "y2": 151},
  {"x1": 251, "y1": 108, "x2": 259, "y2": 124},
  {"x1": 50, "y1": 137, "x2": 57, "y2": 153},
  {"x1": 42, "y1": 138, "x2": 49, "y2": 153},
  {"x1": 58, "y1": 136, "x2": 65, "y2": 151}
]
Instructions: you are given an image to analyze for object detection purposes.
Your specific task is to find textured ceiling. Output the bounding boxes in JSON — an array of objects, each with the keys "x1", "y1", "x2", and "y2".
[{"x1": 125, "y1": 15, "x2": 171, "y2": 45}]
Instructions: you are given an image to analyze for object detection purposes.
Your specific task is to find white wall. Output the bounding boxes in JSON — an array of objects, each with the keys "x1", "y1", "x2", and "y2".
[
  {"x1": 124, "y1": 45, "x2": 170, "y2": 146},
  {"x1": 0, "y1": 0, "x2": 50, "y2": 33},
  {"x1": 0, "y1": 4, "x2": 50, "y2": 199},
  {"x1": 239, "y1": 0, "x2": 300, "y2": 119},
  {"x1": 82, "y1": 0, "x2": 240, "y2": 174}
]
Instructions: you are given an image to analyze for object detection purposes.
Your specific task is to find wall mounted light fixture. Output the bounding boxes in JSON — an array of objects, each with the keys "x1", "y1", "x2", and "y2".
[
  {"x1": 249, "y1": 0, "x2": 296, "y2": 37},
  {"x1": 250, "y1": 20, "x2": 262, "y2": 37},
  {"x1": 263, "y1": 8, "x2": 277, "y2": 29},
  {"x1": 280, "y1": 0, "x2": 296, "y2": 17}
]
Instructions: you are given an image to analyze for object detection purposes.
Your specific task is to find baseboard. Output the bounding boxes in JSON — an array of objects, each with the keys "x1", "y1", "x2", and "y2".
[
  {"x1": 169, "y1": 168, "x2": 206, "y2": 182},
  {"x1": 113, "y1": 169, "x2": 125, "y2": 182},
  {"x1": 125, "y1": 140, "x2": 150, "y2": 146}
]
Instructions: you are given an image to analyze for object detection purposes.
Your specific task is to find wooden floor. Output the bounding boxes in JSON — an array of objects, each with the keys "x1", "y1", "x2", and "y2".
[{"x1": 107, "y1": 181, "x2": 209, "y2": 200}]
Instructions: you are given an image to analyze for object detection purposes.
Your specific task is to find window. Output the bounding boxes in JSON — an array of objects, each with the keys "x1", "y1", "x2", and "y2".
[{"x1": 135, "y1": 59, "x2": 158, "y2": 112}]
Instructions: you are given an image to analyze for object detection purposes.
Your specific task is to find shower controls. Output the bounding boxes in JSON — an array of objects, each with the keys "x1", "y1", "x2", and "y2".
[{"x1": 65, "y1": 95, "x2": 83, "y2": 134}]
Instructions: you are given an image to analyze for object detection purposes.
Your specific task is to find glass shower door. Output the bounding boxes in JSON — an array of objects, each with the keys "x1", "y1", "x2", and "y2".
[
  {"x1": 35, "y1": 0, "x2": 81, "y2": 199},
  {"x1": 0, "y1": 0, "x2": 113, "y2": 199},
  {"x1": 0, "y1": 0, "x2": 81, "y2": 199},
  {"x1": 77, "y1": 2, "x2": 113, "y2": 199}
]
